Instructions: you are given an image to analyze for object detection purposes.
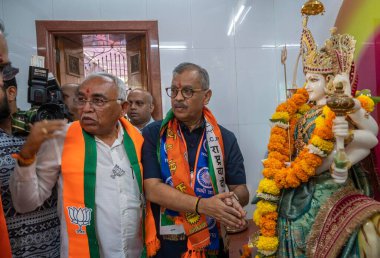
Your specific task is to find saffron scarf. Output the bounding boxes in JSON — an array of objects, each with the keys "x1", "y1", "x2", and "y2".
[
  {"x1": 61, "y1": 118, "x2": 159, "y2": 258},
  {"x1": 0, "y1": 194, "x2": 12, "y2": 258},
  {"x1": 158, "y1": 107, "x2": 226, "y2": 257}
]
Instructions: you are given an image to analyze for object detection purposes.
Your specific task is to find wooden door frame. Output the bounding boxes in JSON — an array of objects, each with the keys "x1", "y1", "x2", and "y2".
[{"x1": 36, "y1": 20, "x2": 162, "y2": 119}]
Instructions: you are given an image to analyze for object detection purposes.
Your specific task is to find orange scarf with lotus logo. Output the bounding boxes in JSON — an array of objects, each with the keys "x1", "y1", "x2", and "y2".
[{"x1": 61, "y1": 118, "x2": 158, "y2": 258}]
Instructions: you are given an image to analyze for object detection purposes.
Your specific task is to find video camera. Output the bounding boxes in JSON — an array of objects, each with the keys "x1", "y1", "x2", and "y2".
[
  {"x1": 11, "y1": 66, "x2": 70, "y2": 135},
  {"x1": 27, "y1": 66, "x2": 69, "y2": 121}
]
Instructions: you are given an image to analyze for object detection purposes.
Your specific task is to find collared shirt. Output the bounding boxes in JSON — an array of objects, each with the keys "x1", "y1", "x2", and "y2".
[
  {"x1": 142, "y1": 120, "x2": 246, "y2": 257},
  {"x1": 10, "y1": 122, "x2": 142, "y2": 258},
  {"x1": 128, "y1": 116, "x2": 155, "y2": 133}
]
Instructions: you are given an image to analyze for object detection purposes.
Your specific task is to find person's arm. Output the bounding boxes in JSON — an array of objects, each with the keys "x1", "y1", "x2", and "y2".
[
  {"x1": 9, "y1": 120, "x2": 66, "y2": 213},
  {"x1": 229, "y1": 184, "x2": 249, "y2": 207},
  {"x1": 144, "y1": 178, "x2": 243, "y2": 228}
]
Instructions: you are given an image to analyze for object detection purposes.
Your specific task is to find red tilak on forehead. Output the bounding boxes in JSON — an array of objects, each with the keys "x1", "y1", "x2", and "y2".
[
  {"x1": 178, "y1": 81, "x2": 182, "y2": 87},
  {"x1": 0, "y1": 57, "x2": 3, "y2": 63},
  {"x1": 86, "y1": 88, "x2": 90, "y2": 94}
]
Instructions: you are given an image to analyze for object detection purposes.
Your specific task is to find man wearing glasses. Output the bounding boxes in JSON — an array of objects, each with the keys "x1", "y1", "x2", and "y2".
[
  {"x1": 142, "y1": 62, "x2": 249, "y2": 257},
  {"x1": 10, "y1": 73, "x2": 149, "y2": 257}
]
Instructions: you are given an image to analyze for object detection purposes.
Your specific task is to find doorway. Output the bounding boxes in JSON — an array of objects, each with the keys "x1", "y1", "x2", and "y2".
[{"x1": 35, "y1": 20, "x2": 162, "y2": 119}]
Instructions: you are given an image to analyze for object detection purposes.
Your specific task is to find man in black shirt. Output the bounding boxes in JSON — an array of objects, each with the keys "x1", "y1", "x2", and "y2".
[{"x1": 142, "y1": 62, "x2": 249, "y2": 257}]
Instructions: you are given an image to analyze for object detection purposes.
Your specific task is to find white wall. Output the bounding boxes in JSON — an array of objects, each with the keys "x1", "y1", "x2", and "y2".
[{"x1": 0, "y1": 0, "x2": 342, "y2": 216}]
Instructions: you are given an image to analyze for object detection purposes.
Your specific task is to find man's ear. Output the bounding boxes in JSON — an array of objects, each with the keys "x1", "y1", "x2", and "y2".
[
  {"x1": 204, "y1": 89, "x2": 212, "y2": 105},
  {"x1": 6, "y1": 86, "x2": 17, "y2": 102},
  {"x1": 149, "y1": 103, "x2": 154, "y2": 113},
  {"x1": 121, "y1": 101, "x2": 129, "y2": 116}
]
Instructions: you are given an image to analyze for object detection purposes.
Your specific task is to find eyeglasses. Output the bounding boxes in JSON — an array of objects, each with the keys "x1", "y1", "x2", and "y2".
[
  {"x1": 74, "y1": 97, "x2": 122, "y2": 108},
  {"x1": 165, "y1": 87, "x2": 207, "y2": 99}
]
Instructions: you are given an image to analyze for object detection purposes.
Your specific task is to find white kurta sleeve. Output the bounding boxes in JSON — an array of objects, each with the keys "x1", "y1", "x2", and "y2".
[{"x1": 10, "y1": 132, "x2": 65, "y2": 213}]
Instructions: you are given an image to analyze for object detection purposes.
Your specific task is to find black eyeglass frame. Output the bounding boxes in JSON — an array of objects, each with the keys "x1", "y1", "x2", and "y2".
[
  {"x1": 74, "y1": 97, "x2": 123, "y2": 108},
  {"x1": 165, "y1": 87, "x2": 207, "y2": 99}
]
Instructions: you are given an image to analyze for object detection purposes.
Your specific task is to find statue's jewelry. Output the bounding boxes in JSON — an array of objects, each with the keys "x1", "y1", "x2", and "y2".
[{"x1": 295, "y1": 105, "x2": 323, "y2": 154}]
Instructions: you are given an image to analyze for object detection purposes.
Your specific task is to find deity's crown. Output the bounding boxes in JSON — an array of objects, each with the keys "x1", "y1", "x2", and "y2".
[{"x1": 301, "y1": 17, "x2": 356, "y2": 76}]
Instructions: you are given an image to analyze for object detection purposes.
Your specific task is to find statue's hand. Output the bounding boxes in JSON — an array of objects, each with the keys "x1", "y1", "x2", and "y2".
[
  {"x1": 333, "y1": 72, "x2": 351, "y2": 96},
  {"x1": 332, "y1": 117, "x2": 349, "y2": 139},
  {"x1": 330, "y1": 161, "x2": 348, "y2": 183}
]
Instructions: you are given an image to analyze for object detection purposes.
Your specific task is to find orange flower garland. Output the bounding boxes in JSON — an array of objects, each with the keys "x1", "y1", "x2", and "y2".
[
  {"x1": 251, "y1": 87, "x2": 377, "y2": 256},
  {"x1": 252, "y1": 88, "x2": 337, "y2": 257}
]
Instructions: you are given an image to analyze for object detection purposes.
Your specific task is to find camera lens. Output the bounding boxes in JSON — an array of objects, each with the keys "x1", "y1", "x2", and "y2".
[
  {"x1": 35, "y1": 104, "x2": 65, "y2": 121},
  {"x1": 38, "y1": 110, "x2": 57, "y2": 120}
]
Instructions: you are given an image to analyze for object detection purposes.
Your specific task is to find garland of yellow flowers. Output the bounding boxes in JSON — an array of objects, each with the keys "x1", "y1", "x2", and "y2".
[{"x1": 251, "y1": 88, "x2": 375, "y2": 257}]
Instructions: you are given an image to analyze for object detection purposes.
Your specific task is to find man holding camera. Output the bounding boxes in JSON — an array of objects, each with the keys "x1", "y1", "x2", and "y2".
[
  {"x1": 10, "y1": 72, "x2": 154, "y2": 257},
  {"x1": 0, "y1": 23, "x2": 61, "y2": 257}
]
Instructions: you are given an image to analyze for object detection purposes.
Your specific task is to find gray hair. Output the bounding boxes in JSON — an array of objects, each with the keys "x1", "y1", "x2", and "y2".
[
  {"x1": 84, "y1": 72, "x2": 127, "y2": 100},
  {"x1": 172, "y1": 62, "x2": 210, "y2": 90}
]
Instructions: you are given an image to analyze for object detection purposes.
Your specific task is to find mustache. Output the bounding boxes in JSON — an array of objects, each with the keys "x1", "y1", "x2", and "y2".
[
  {"x1": 173, "y1": 102, "x2": 187, "y2": 109},
  {"x1": 81, "y1": 115, "x2": 95, "y2": 121}
]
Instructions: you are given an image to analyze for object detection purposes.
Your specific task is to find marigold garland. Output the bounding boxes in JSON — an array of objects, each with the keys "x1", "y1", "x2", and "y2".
[
  {"x1": 310, "y1": 135, "x2": 334, "y2": 153},
  {"x1": 356, "y1": 95, "x2": 375, "y2": 113},
  {"x1": 298, "y1": 103, "x2": 311, "y2": 114},
  {"x1": 271, "y1": 112, "x2": 289, "y2": 123},
  {"x1": 251, "y1": 87, "x2": 375, "y2": 257},
  {"x1": 256, "y1": 236, "x2": 279, "y2": 252},
  {"x1": 252, "y1": 88, "x2": 332, "y2": 256},
  {"x1": 257, "y1": 178, "x2": 280, "y2": 196}
]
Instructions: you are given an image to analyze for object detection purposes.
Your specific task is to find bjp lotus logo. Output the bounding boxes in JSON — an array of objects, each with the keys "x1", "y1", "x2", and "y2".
[{"x1": 67, "y1": 206, "x2": 92, "y2": 234}]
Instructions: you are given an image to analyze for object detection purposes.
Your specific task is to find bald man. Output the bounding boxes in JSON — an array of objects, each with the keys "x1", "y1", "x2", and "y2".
[
  {"x1": 61, "y1": 83, "x2": 79, "y2": 121},
  {"x1": 127, "y1": 89, "x2": 154, "y2": 130}
]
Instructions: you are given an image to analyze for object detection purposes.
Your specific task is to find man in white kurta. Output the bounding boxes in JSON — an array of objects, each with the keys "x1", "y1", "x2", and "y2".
[{"x1": 10, "y1": 73, "x2": 144, "y2": 257}]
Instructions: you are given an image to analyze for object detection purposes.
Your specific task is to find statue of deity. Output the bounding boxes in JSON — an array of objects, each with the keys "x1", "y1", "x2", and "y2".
[{"x1": 252, "y1": 16, "x2": 380, "y2": 258}]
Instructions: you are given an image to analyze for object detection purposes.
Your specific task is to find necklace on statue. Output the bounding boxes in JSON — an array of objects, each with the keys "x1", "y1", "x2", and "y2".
[{"x1": 294, "y1": 105, "x2": 323, "y2": 155}]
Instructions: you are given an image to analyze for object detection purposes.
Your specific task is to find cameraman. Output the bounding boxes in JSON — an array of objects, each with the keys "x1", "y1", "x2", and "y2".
[{"x1": 0, "y1": 23, "x2": 60, "y2": 257}]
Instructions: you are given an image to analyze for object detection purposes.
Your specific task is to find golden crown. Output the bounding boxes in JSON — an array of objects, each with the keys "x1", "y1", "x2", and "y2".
[{"x1": 301, "y1": 17, "x2": 356, "y2": 75}]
